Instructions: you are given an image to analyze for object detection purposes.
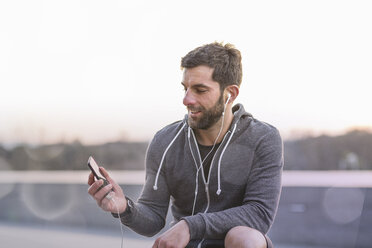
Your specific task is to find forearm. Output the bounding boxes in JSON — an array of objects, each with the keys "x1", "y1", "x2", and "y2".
[
  {"x1": 182, "y1": 202, "x2": 273, "y2": 240},
  {"x1": 117, "y1": 166, "x2": 170, "y2": 236},
  {"x1": 115, "y1": 134, "x2": 171, "y2": 237},
  {"x1": 116, "y1": 199, "x2": 168, "y2": 237}
]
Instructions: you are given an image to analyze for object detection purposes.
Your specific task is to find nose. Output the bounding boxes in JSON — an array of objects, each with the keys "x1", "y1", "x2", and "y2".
[{"x1": 183, "y1": 90, "x2": 197, "y2": 106}]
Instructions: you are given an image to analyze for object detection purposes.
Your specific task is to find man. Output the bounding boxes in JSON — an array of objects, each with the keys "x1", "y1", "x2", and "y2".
[{"x1": 88, "y1": 42, "x2": 283, "y2": 248}]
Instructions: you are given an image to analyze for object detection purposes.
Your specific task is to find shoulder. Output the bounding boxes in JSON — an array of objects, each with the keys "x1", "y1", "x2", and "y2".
[
  {"x1": 233, "y1": 104, "x2": 280, "y2": 139},
  {"x1": 153, "y1": 120, "x2": 186, "y2": 143},
  {"x1": 249, "y1": 118, "x2": 280, "y2": 138},
  {"x1": 147, "y1": 120, "x2": 186, "y2": 154},
  {"x1": 231, "y1": 104, "x2": 282, "y2": 147},
  {"x1": 237, "y1": 115, "x2": 282, "y2": 148}
]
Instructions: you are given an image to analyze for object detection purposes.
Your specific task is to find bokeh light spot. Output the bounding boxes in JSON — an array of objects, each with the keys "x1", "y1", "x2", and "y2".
[
  {"x1": 322, "y1": 187, "x2": 365, "y2": 224},
  {"x1": 20, "y1": 184, "x2": 74, "y2": 220}
]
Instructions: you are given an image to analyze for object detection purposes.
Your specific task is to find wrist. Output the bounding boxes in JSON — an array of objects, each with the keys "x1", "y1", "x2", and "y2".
[
  {"x1": 111, "y1": 196, "x2": 133, "y2": 218},
  {"x1": 179, "y1": 220, "x2": 190, "y2": 239},
  {"x1": 181, "y1": 215, "x2": 206, "y2": 240},
  {"x1": 179, "y1": 220, "x2": 191, "y2": 244}
]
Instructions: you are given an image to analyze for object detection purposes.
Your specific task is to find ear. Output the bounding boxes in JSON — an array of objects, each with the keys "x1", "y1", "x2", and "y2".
[{"x1": 224, "y1": 85, "x2": 239, "y2": 103}]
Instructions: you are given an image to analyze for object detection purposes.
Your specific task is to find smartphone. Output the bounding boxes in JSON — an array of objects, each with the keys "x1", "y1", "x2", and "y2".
[{"x1": 87, "y1": 156, "x2": 109, "y2": 188}]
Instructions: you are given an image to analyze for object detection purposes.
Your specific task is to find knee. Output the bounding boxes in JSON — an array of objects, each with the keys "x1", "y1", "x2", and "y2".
[{"x1": 225, "y1": 226, "x2": 267, "y2": 248}]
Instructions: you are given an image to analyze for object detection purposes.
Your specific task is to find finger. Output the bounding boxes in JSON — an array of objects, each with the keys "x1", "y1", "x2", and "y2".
[
  {"x1": 100, "y1": 191, "x2": 115, "y2": 207},
  {"x1": 152, "y1": 239, "x2": 159, "y2": 248},
  {"x1": 157, "y1": 239, "x2": 167, "y2": 248},
  {"x1": 99, "y1": 167, "x2": 123, "y2": 194},
  {"x1": 87, "y1": 179, "x2": 104, "y2": 196},
  {"x1": 99, "y1": 167, "x2": 113, "y2": 182},
  {"x1": 94, "y1": 183, "x2": 113, "y2": 204},
  {"x1": 105, "y1": 191, "x2": 115, "y2": 200},
  {"x1": 88, "y1": 172, "x2": 95, "y2": 185}
]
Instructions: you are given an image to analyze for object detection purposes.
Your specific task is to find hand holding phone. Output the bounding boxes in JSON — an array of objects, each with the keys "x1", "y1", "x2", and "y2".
[
  {"x1": 87, "y1": 156, "x2": 128, "y2": 215},
  {"x1": 87, "y1": 156, "x2": 109, "y2": 190}
]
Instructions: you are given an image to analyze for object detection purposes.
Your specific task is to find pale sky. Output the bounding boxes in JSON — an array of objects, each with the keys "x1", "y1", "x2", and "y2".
[{"x1": 0, "y1": 0, "x2": 371, "y2": 145}]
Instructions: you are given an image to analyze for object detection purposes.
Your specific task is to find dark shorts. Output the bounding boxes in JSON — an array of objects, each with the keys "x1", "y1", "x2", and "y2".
[{"x1": 186, "y1": 234, "x2": 273, "y2": 248}]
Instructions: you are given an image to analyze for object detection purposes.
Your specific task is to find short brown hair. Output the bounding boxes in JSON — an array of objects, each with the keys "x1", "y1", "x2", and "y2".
[{"x1": 181, "y1": 42, "x2": 242, "y2": 90}]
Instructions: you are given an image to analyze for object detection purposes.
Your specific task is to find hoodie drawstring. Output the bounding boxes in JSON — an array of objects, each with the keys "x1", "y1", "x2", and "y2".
[
  {"x1": 153, "y1": 122, "x2": 186, "y2": 190},
  {"x1": 216, "y1": 123, "x2": 237, "y2": 195},
  {"x1": 188, "y1": 126, "x2": 204, "y2": 215},
  {"x1": 153, "y1": 121, "x2": 238, "y2": 199}
]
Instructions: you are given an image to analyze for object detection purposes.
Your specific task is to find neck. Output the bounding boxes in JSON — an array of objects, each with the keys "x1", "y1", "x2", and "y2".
[{"x1": 195, "y1": 107, "x2": 234, "y2": 146}]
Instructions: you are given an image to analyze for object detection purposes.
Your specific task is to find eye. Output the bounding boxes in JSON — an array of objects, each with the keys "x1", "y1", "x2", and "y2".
[{"x1": 196, "y1": 89, "x2": 207, "y2": 94}]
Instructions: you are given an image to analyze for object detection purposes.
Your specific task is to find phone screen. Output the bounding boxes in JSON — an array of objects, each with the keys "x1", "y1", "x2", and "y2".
[{"x1": 87, "y1": 156, "x2": 105, "y2": 180}]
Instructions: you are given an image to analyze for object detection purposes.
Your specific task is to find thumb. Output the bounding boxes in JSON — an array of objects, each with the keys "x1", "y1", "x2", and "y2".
[{"x1": 99, "y1": 167, "x2": 114, "y2": 183}]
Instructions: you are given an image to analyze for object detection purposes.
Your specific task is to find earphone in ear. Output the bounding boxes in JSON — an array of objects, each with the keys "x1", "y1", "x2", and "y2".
[
  {"x1": 222, "y1": 93, "x2": 232, "y2": 117},
  {"x1": 225, "y1": 93, "x2": 231, "y2": 105}
]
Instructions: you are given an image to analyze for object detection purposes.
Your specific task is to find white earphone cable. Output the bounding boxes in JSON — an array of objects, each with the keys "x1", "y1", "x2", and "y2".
[
  {"x1": 110, "y1": 197, "x2": 124, "y2": 248},
  {"x1": 189, "y1": 93, "x2": 231, "y2": 215}
]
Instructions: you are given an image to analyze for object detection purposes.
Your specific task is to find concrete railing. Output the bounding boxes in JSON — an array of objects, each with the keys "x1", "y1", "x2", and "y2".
[{"x1": 1, "y1": 170, "x2": 372, "y2": 187}]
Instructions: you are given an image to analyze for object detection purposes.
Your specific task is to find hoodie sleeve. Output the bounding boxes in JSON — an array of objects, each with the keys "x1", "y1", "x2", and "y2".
[
  {"x1": 118, "y1": 134, "x2": 171, "y2": 237},
  {"x1": 182, "y1": 128, "x2": 283, "y2": 240}
]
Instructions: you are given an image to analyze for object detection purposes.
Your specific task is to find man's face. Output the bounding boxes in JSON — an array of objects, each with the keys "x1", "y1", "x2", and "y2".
[{"x1": 182, "y1": 66, "x2": 224, "y2": 130}]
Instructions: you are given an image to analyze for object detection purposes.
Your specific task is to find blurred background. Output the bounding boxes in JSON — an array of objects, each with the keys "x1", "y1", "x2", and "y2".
[{"x1": 1, "y1": 0, "x2": 371, "y2": 247}]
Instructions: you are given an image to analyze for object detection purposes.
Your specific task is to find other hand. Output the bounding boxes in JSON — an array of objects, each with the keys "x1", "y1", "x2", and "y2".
[{"x1": 152, "y1": 220, "x2": 190, "y2": 248}]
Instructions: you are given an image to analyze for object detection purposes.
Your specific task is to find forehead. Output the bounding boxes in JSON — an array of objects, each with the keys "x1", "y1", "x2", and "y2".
[{"x1": 182, "y1": 65, "x2": 219, "y2": 88}]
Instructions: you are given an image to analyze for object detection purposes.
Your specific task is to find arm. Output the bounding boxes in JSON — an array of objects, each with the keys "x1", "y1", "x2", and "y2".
[
  {"x1": 183, "y1": 129, "x2": 283, "y2": 240},
  {"x1": 117, "y1": 135, "x2": 172, "y2": 237}
]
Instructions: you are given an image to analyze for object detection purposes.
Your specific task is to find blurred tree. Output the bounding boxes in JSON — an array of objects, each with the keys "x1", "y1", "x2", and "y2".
[
  {"x1": 284, "y1": 129, "x2": 372, "y2": 170},
  {"x1": 1, "y1": 129, "x2": 371, "y2": 170}
]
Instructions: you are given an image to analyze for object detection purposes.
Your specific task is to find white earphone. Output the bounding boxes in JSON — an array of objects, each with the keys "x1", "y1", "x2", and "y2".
[
  {"x1": 222, "y1": 93, "x2": 231, "y2": 117},
  {"x1": 226, "y1": 93, "x2": 231, "y2": 105}
]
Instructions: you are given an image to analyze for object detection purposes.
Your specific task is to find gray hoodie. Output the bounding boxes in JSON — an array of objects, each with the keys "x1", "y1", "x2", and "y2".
[{"x1": 118, "y1": 104, "x2": 283, "y2": 240}]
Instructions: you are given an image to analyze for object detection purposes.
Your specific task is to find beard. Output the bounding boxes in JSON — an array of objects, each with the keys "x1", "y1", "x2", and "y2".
[{"x1": 187, "y1": 93, "x2": 224, "y2": 130}]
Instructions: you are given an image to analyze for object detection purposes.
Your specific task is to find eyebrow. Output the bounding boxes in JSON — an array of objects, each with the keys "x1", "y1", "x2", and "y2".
[{"x1": 181, "y1": 83, "x2": 210, "y2": 89}]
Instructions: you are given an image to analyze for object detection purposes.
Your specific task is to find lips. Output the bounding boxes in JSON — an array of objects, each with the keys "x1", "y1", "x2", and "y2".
[
  {"x1": 190, "y1": 111, "x2": 201, "y2": 117},
  {"x1": 188, "y1": 108, "x2": 202, "y2": 118}
]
